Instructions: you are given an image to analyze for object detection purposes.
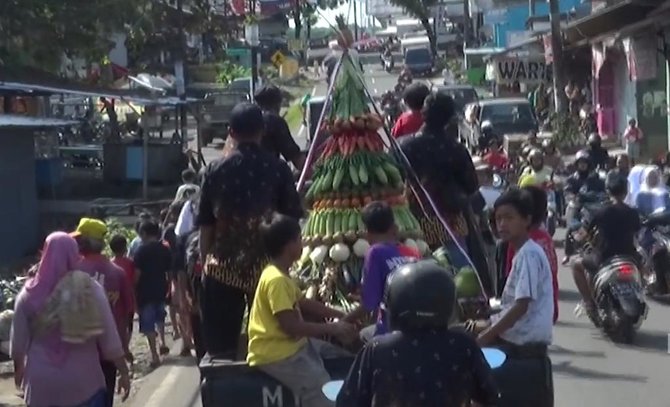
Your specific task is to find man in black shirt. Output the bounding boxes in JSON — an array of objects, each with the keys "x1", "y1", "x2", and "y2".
[
  {"x1": 337, "y1": 262, "x2": 498, "y2": 407},
  {"x1": 572, "y1": 175, "x2": 641, "y2": 316},
  {"x1": 197, "y1": 102, "x2": 304, "y2": 357},
  {"x1": 133, "y1": 220, "x2": 173, "y2": 365},
  {"x1": 586, "y1": 133, "x2": 611, "y2": 170},
  {"x1": 253, "y1": 85, "x2": 306, "y2": 170},
  {"x1": 399, "y1": 91, "x2": 492, "y2": 296}
]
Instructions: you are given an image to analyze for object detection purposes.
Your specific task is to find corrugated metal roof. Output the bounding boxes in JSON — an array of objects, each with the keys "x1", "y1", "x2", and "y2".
[
  {"x1": 0, "y1": 114, "x2": 79, "y2": 128},
  {"x1": 0, "y1": 82, "x2": 200, "y2": 106}
]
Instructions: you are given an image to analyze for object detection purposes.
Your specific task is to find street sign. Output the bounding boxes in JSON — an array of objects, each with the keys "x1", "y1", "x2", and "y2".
[{"x1": 271, "y1": 51, "x2": 286, "y2": 67}]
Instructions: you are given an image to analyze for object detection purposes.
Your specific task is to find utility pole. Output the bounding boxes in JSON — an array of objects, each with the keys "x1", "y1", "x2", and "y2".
[
  {"x1": 463, "y1": 0, "x2": 471, "y2": 48},
  {"x1": 175, "y1": 0, "x2": 188, "y2": 147},
  {"x1": 353, "y1": 0, "x2": 359, "y2": 41},
  {"x1": 529, "y1": 0, "x2": 536, "y2": 18},
  {"x1": 548, "y1": 0, "x2": 567, "y2": 113}
]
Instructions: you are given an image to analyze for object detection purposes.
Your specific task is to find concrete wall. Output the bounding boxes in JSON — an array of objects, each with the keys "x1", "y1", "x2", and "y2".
[{"x1": 0, "y1": 130, "x2": 39, "y2": 263}]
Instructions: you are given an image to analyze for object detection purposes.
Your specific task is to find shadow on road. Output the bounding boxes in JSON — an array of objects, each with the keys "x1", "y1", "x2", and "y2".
[
  {"x1": 554, "y1": 319, "x2": 588, "y2": 329},
  {"x1": 552, "y1": 361, "x2": 647, "y2": 382},
  {"x1": 550, "y1": 344, "x2": 605, "y2": 358},
  {"x1": 558, "y1": 288, "x2": 583, "y2": 303},
  {"x1": 626, "y1": 330, "x2": 668, "y2": 354}
]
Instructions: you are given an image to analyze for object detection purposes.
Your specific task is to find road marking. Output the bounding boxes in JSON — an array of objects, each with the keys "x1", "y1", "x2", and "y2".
[
  {"x1": 143, "y1": 366, "x2": 181, "y2": 407},
  {"x1": 374, "y1": 88, "x2": 378, "y2": 94},
  {"x1": 371, "y1": 77, "x2": 375, "y2": 84}
]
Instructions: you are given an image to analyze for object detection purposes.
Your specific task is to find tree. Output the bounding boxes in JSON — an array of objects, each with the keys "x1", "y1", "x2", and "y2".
[
  {"x1": 0, "y1": 0, "x2": 151, "y2": 72},
  {"x1": 291, "y1": 0, "x2": 340, "y2": 40},
  {"x1": 388, "y1": 0, "x2": 437, "y2": 55}
]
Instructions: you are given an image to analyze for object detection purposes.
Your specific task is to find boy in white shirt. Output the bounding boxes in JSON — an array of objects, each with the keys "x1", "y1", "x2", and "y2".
[{"x1": 477, "y1": 188, "x2": 554, "y2": 348}]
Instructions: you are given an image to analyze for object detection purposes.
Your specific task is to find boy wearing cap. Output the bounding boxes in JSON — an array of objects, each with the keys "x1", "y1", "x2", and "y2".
[{"x1": 73, "y1": 218, "x2": 133, "y2": 407}]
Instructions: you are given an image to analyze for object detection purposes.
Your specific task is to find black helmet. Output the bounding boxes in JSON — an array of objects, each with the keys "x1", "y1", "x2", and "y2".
[
  {"x1": 384, "y1": 261, "x2": 456, "y2": 331},
  {"x1": 575, "y1": 149, "x2": 591, "y2": 165},
  {"x1": 542, "y1": 139, "x2": 555, "y2": 150},
  {"x1": 588, "y1": 133, "x2": 601, "y2": 146},
  {"x1": 528, "y1": 148, "x2": 543, "y2": 162}
]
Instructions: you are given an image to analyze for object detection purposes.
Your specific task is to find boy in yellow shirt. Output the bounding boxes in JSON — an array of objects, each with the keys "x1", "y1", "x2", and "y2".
[{"x1": 247, "y1": 214, "x2": 356, "y2": 407}]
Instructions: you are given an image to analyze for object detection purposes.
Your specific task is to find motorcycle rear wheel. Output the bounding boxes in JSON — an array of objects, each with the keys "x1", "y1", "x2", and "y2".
[{"x1": 606, "y1": 309, "x2": 635, "y2": 344}]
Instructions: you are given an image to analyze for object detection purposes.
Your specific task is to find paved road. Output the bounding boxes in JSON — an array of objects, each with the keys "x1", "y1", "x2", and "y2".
[{"x1": 132, "y1": 66, "x2": 670, "y2": 407}]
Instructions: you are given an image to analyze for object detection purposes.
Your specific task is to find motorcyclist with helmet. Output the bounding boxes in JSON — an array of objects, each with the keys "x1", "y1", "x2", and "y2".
[
  {"x1": 336, "y1": 262, "x2": 499, "y2": 407},
  {"x1": 562, "y1": 150, "x2": 606, "y2": 264},
  {"x1": 571, "y1": 175, "x2": 641, "y2": 322},
  {"x1": 519, "y1": 149, "x2": 553, "y2": 187},
  {"x1": 586, "y1": 133, "x2": 611, "y2": 170},
  {"x1": 542, "y1": 139, "x2": 564, "y2": 174},
  {"x1": 482, "y1": 138, "x2": 509, "y2": 171},
  {"x1": 478, "y1": 120, "x2": 498, "y2": 153},
  {"x1": 398, "y1": 68, "x2": 413, "y2": 85}
]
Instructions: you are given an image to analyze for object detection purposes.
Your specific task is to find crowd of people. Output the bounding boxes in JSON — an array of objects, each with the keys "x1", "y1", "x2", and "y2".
[{"x1": 11, "y1": 61, "x2": 670, "y2": 406}]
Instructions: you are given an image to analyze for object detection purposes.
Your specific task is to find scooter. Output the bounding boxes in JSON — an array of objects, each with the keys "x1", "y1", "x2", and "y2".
[
  {"x1": 546, "y1": 188, "x2": 557, "y2": 237},
  {"x1": 639, "y1": 210, "x2": 670, "y2": 299},
  {"x1": 591, "y1": 255, "x2": 648, "y2": 343},
  {"x1": 383, "y1": 57, "x2": 394, "y2": 73}
]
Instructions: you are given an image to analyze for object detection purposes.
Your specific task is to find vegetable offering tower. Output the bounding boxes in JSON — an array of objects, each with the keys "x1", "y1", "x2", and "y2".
[{"x1": 296, "y1": 35, "x2": 429, "y2": 309}]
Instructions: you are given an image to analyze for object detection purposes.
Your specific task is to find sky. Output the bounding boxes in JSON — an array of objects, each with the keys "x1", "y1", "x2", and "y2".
[{"x1": 287, "y1": 0, "x2": 371, "y2": 29}]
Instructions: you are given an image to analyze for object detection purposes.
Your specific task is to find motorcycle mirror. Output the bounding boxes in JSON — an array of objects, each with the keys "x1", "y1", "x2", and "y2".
[
  {"x1": 482, "y1": 347, "x2": 507, "y2": 368},
  {"x1": 322, "y1": 380, "x2": 344, "y2": 401}
]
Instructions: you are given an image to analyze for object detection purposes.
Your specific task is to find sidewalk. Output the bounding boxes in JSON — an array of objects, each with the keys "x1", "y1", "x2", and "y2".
[{"x1": 125, "y1": 339, "x2": 201, "y2": 407}]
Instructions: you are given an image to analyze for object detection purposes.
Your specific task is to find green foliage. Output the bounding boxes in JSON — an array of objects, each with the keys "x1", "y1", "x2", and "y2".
[
  {"x1": 549, "y1": 112, "x2": 583, "y2": 148},
  {"x1": 216, "y1": 61, "x2": 251, "y2": 85},
  {"x1": 0, "y1": 0, "x2": 152, "y2": 72},
  {"x1": 387, "y1": 0, "x2": 438, "y2": 54},
  {"x1": 102, "y1": 218, "x2": 137, "y2": 258}
]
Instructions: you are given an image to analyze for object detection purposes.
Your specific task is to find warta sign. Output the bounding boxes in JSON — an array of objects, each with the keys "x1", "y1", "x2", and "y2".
[{"x1": 492, "y1": 58, "x2": 553, "y2": 85}]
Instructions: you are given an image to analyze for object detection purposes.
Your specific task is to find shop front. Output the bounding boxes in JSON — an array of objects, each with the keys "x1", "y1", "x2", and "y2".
[{"x1": 487, "y1": 56, "x2": 552, "y2": 97}]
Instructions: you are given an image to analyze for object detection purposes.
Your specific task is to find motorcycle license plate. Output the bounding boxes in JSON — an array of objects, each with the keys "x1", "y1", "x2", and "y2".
[{"x1": 610, "y1": 282, "x2": 640, "y2": 297}]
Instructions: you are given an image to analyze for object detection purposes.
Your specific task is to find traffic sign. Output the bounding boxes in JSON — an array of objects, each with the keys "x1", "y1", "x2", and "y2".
[{"x1": 271, "y1": 51, "x2": 286, "y2": 67}]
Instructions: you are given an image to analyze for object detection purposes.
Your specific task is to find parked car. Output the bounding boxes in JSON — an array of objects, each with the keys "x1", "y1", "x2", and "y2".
[
  {"x1": 403, "y1": 46, "x2": 433, "y2": 76},
  {"x1": 436, "y1": 85, "x2": 478, "y2": 116},
  {"x1": 460, "y1": 98, "x2": 538, "y2": 152}
]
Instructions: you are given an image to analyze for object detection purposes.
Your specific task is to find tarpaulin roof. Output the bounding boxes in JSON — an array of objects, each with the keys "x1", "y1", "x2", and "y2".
[{"x1": 0, "y1": 114, "x2": 79, "y2": 128}]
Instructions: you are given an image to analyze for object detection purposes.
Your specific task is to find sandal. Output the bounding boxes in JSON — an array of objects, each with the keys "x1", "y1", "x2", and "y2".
[
  {"x1": 180, "y1": 347, "x2": 192, "y2": 357},
  {"x1": 159, "y1": 345, "x2": 170, "y2": 355}
]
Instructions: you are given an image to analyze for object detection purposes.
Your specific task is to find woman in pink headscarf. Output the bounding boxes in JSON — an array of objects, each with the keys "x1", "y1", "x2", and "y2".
[{"x1": 10, "y1": 232, "x2": 131, "y2": 407}]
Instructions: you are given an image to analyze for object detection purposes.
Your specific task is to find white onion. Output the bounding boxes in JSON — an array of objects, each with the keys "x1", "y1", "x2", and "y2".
[
  {"x1": 329, "y1": 243, "x2": 351, "y2": 262},
  {"x1": 353, "y1": 239, "x2": 370, "y2": 257},
  {"x1": 309, "y1": 245, "x2": 329, "y2": 265}
]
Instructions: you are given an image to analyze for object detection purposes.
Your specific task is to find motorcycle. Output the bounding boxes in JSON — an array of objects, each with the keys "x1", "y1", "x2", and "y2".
[
  {"x1": 571, "y1": 207, "x2": 648, "y2": 343},
  {"x1": 383, "y1": 57, "x2": 394, "y2": 73},
  {"x1": 546, "y1": 187, "x2": 557, "y2": 237},
  {"x1": 382, "y1": 101, "x2": 400, "y2": 128},
  {"x1": 639, "y1": 210, "x2": 670, "y2": 298},
  {"x1": 591, "y1": 256, "x2": 647, "y2": 343}
]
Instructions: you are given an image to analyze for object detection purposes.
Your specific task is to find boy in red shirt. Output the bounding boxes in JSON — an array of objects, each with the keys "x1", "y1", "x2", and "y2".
[
  {"x1": 482, "y1": 138, "x2": 509, "y2": 171},
  {"x1": 110, "y1": 235, "x2": 136, "y2": 337},
  {"x1": 502, "y1": 187, "x2": 559, "y2": 323},
  {"x1": 391, "y1": 83, "x2": 430, "y2": 138}
]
